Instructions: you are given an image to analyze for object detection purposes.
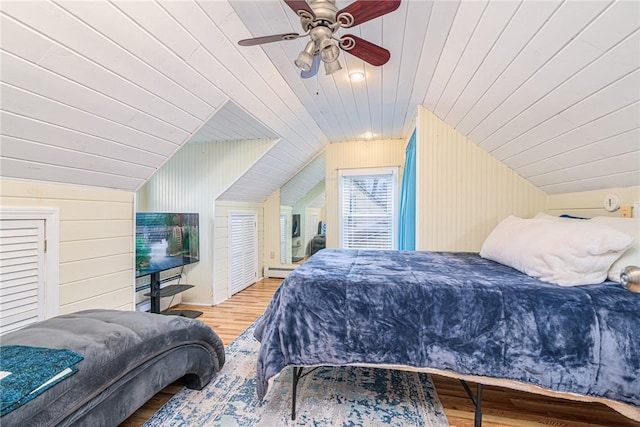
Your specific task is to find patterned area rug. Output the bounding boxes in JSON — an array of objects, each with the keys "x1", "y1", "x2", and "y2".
[{"x1": 145, "y1": 324, "x2": 450, "y2": 426}]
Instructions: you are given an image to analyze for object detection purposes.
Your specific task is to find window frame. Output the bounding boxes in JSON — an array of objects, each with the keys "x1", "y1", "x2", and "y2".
[{"x1": 338, "y1": 167, "x2": 399, "y2": 250}]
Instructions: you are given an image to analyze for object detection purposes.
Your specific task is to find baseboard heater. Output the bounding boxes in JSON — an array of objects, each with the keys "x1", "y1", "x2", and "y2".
[{"x1": 264, "y1": 266, "x2": 296, "y2": 279}]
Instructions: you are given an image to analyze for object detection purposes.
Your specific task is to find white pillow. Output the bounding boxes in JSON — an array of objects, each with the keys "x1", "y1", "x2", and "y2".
[
  {"x1": 590, "y1": 216, "x2": 640, "y2": 282},
  {"x1": 480, "y1": 215, "x2": 633, "y2": 286}
]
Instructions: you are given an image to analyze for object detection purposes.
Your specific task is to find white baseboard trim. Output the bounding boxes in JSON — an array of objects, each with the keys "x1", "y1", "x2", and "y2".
[{"x1": 264, "y1": 266, "x2": 295, "y2": 279}]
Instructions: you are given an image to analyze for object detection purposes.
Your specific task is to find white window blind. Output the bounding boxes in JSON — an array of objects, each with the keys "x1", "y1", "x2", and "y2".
[
  {"x1": 229, "y1": 211, "x2": 258, "y2": 296},
  {"x1": 0, "y1": 219, "x2": 46, "y2": 335},
  {"x1": 339, "y1": 168, "x2": 398, "y2": 250}
]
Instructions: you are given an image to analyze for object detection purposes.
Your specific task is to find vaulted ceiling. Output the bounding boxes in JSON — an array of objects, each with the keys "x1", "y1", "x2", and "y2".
[{"x1": 1, "y1": 0, "x2": 638, "y2": 200}]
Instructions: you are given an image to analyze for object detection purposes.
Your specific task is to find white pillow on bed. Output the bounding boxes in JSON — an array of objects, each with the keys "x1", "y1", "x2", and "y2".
[
  {"x1": 590, "y1": 216, "x2": 640, "y2": 283},
  {"x1": 480, "y1": 215, "x2": 633, "y2": 286}
]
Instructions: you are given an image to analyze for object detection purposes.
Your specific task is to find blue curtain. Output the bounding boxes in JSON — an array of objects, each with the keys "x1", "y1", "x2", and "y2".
[{"x1": 398, "y1": 130, "x2": 416, "y2": 250}]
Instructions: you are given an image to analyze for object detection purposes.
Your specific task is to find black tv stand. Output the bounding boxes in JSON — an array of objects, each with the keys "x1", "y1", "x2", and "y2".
[
  {"x1": 163, "y1": 309, "x2": 203, "y2": 319},
  {"x1": 144, "y1": 272, "x2": 202, "y2": 318}
]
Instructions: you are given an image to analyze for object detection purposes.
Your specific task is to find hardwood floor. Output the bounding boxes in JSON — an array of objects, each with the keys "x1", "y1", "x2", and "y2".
[{"x1": 121, "y1": 278, "x2": 638, "y2": 427}]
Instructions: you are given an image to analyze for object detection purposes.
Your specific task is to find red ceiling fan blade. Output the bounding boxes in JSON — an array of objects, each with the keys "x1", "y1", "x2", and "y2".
[
  {"x1": 238, "y1": 33, "x2": 302, "y2": 46},
  {"x1": 337, "y1": 0, "x2": 401, "y2": 28},
  {"x1": 283, "y1": 0, "x2": 315, "y2": 18},
  {"x1": 340, "y1": 34, "x2": 390, "y2": 66}
]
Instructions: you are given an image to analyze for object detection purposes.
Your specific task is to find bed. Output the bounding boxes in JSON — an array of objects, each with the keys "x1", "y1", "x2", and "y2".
[
  {"x1": 254, "y1": 248, "x2": 640, "y2": 423},
  {"x1": 1, "y1": 309, "x2": 225, "y2": 426}
]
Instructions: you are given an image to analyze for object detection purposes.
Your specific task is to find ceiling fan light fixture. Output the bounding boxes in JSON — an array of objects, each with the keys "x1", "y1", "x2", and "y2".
[
  {"x1": 294, "y1": 40, "x2": 316, "y2": 72},
  {"x1": 319, "y1": 37, "x2": 340, "y2": 63},
  {"x1": 295, "y1": 52, "x2": 314, "y2": 72},
  {"x1": 324, "y1": 58, "x2": 342, "y2": 75}
]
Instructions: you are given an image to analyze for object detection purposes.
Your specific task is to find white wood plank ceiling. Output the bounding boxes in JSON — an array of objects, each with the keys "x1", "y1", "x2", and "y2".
[
  {"x1": 1, "y1": 0, "x2": 638, "y2": 198},
  {"x1": 279, "y1": 152, "x2": 325, "y2": 207}
]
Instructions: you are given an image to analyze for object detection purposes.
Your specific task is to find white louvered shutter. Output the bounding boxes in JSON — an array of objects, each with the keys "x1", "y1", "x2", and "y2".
[
  {"x1": 340, "y1": 169, "x2": 398, "y2": 250},
  {"x1": 279, "y1": 214, "x2": 287, "y2": 264},
  {"x1": 229, "y1": 212, "x2": 258, "y2": 296},
  {"x1": 0, "y1": 219, "x2": 46, "y2": 335}
]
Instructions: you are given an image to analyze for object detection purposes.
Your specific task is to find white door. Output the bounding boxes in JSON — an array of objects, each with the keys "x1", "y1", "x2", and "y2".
[
  {"x1": 0, "y1": 219, "x2": 46, "y2": 335},
  {"x1": 279, "y1": 214, "x2": 288, "y2": 264},
  {"x1": 228, "y1": 211, "x2": 258, "y2": 296},
  {"x1": 305, "y1": 208, "x2": 321, "y2": 255}
]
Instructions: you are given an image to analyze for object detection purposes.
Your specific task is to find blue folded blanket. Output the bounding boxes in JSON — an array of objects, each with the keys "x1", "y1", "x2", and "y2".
[{"x1": 0, "y1": 345, "x2": 84, "y2": 416}]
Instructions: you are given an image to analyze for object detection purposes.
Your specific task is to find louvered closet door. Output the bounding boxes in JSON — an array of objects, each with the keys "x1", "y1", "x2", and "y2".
[
  {"x1": 279, "y1": 214, "x2": 287, "y2": 264},
  {"x1": 0, "y1": 219, "x2": 45, "y2": 335},
  {"x1": 229, "y1": 212, "x2": 258, "y2": 296}
]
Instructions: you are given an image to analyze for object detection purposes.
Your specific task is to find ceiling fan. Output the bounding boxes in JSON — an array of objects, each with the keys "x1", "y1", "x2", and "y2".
[{"x1": 238, "y1": 0, "x2": 401, "y2": 78}]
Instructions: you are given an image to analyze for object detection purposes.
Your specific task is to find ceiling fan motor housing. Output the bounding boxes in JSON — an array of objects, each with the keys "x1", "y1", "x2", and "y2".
[{"x1": 306, "y1": 0, "x2": 339, "y2": 24}]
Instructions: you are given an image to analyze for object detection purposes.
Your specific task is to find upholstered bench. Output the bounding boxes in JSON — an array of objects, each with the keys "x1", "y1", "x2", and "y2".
[{"x1": 1, "y1": 309, "x2": 225, "y2": 426}]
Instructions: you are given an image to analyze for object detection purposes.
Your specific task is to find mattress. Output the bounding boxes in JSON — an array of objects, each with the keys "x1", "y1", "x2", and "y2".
[{"x1": 254, "y1": 249, "x2": 640, "y2": 420}]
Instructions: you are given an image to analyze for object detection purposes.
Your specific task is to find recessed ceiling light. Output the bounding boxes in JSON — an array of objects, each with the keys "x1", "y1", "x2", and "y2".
[
  {"x1": 362, "y1": 131, "x2": 375, "y2": 140},
  {"x1": 350, "y1": 71, "x2": 365, "y2": 82}
]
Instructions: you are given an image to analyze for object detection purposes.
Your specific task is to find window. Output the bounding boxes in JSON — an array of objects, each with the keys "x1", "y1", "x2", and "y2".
[{"x1": 339, "y1": 167, "x2": 398, "y2": 250}]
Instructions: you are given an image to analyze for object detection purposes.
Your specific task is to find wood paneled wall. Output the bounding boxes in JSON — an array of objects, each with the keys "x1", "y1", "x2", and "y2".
[
  {"x1": 0, "y1": 178, "x2": 134, "y2": 313},
  {"x1": 262, "y1": 190, "x2": 281, "y2": 270},
  {"x1": 416, "y1": 106, "x2": 547, "y2": 251},
  {"x1": 137, "y1": 139, "x2": 274, "y2": 305},
  {"x1": 547, "y1": 186, "x2": 640, "y2": 218},
  {"x1": 325, "y1": 139, "x2": 406, "y2": 248}
]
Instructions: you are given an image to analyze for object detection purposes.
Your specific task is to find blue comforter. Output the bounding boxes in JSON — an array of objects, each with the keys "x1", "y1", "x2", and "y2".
[{"x1": 254, "y1": 249, "x2": 640, "y2": 408}]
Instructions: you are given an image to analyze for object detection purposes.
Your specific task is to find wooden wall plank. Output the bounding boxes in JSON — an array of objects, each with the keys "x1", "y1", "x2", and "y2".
[
  {"x1": 530, "y1": 152, "x2": 640, "y2": 187},
  {"x1": 0, "y1": 196, "x2": 132, "y2": 220},
  {"x1": 0, "y1": 13, "x2": 203, "y2": 132},
  {"x1": 57, "y1": 0, "x2": 226, "y2": 109},
  {"x1": 60, "y1": 236, "x2": 132, "y2": 263},
  {"x1": 0, "y1": 158, "x2": 144, "y2": 191},
  {"x1": 60, "y1": 220, "x2": 132, "y2": 242},
  {"x1": 1, "y1": 136, "x2": 154, "y2": 179},
  {"x1": 0, "y1": 178, "x2": 133, "y2": 202},
  {"x1": 1, "y1": 112, "x2": 170, "y2": 169},
  {"x1": 519, "y1": 128, "x2": 640, "y2": 178},
  {"x1": 444, "y1": 0, "x2": 561, "y2": 126},
  {"x1": 1, "y1": 83, "x2": 179, "y2": 156},
  {"x1": 541, "y1": 171, "x2": 640, "y2": 194},
  {"x1": 478, "y1": 8, "x2": 640, "y2": 152},
  {"x1": 59, "y1": 253, "x2": 132, "y2": 284},
  {"x1": 548, "y1": 186, "x2": 640, "y2": 210},
  {"x1": 60, "y1": 287, "x2": 133, "y2": 314},
  {"x1": 1, "y1": 0, "x2": 213, "y2": 119},
  {"x1": 59, "y1": 270, "x2": 133, "y2": 306},
  {"x1": 0, "y1": 51, "x2": 188, "y2": 144},
  {"x1": 456, "y1": 0, "x2": 610, "y2": 135},
  {"x1": 505, "y1": 102, "x2": 640, "y2": 169},
  {"x1": 424, "y1": 0, "x2": 489, "y2": 111},
  {"x1": 435, "y1": 0, "x2": 522, "y2": 120}
]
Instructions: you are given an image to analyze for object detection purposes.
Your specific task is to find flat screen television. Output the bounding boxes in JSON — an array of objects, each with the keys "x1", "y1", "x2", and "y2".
[
  {"x1": 135, "y1": 212, "x2": 199, "y2": 278},
  {"x1": 292, "y1": 214, "x2": 301, "y2": 238}
]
